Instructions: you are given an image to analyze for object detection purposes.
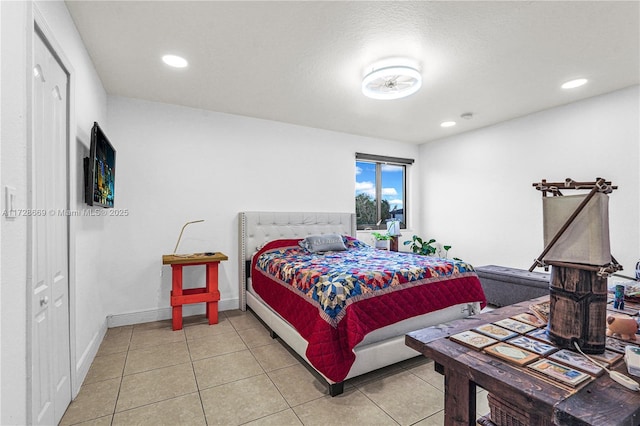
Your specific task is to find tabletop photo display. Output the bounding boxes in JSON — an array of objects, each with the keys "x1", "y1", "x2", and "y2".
[
  {"x1": 446, "y1": 301, "x2": 640, "y2": 388},
  {"x1": 447, "y1": 295, "x2": 640, "y2": 388}
]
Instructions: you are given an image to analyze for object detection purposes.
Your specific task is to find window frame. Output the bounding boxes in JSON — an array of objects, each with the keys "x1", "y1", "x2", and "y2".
[{"x1": 355, "y1": 153, "x2": 413, "y2": 231}]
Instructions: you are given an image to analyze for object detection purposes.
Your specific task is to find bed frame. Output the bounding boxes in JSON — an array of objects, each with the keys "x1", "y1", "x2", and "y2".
[{"x1": 238, "y1": 211, "x2": 480, "y2": 396}]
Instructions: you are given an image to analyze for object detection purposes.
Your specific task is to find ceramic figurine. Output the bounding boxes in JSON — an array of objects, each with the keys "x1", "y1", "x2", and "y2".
[{"x1": 606, "y1": 314, "x2": 639, "y2": 341}]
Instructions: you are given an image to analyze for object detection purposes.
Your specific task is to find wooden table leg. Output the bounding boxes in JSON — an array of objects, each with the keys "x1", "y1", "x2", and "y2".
[
  {"x1": 444, "y1": 367, "x2": 476, "y2": 426},
  {"x1": 171, "y1": 264, "x2": 183, "y2": 331}
]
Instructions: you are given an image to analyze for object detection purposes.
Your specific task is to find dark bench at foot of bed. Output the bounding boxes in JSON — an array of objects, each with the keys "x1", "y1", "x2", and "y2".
[{"x1": 475, "y1": 265, "x2": 550, "y2": 307}]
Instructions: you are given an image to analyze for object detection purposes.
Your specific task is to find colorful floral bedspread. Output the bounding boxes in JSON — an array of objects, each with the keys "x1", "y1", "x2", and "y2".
[{"x1": 251, "y1": 237, "x2": 486, "y2": 383}]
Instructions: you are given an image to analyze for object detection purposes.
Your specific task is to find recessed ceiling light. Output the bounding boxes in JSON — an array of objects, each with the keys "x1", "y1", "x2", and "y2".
[
  {"x1": 561, "y1": 78, "x2": 587, "y2": 89},
  {"x1": 162, "y1": 54, "x2": 188, "y2": 68},
  {"x1": 440, "y1": 121, "x2": 456, "y2": 128},
  {"x1": 362, "y1": 60, "x2": 422, "y2": 100}
]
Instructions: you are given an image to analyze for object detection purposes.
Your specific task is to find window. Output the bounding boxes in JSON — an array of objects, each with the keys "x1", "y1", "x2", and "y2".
[{"x1": 355, "y1": 153, "x2": 413, "y2": 230}]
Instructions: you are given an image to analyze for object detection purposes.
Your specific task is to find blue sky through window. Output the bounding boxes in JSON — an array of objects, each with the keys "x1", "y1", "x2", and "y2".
[{"x1": 355, "y1": 161, "x2": 404, "y2": 212}]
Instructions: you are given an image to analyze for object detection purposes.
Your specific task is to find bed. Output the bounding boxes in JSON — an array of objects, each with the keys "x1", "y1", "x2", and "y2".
[{"x1": 239, "y1": 211, "x2": 486, "y2": 396}]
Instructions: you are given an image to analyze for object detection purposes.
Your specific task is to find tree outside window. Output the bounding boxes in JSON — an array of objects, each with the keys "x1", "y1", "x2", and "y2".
[{"x1": 355, "y1": 160, "x2": 406, "y2": 230}]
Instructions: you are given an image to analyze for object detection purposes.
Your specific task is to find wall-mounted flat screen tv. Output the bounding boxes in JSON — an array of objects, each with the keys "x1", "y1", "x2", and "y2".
[{"x1": 84, "y1": 122, "x2": 116, "y2": 208}]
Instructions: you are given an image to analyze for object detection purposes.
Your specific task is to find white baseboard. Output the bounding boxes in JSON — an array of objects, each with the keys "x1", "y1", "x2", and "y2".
[
  {"x1": 73, "y1": 318, "x2": 108, "y2": 398},
  {"x1": 106, "y1": 298, "x2": 239, "y2": 328}
]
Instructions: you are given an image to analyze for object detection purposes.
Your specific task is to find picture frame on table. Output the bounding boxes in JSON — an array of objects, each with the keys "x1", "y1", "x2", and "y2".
[
  {"x1": 528, "y1": 359, "x2": 591, "y2": 387},
  {"x1": 474, "y1": 323, "x2": 519, "y2": 341},
  {"x1": 449, "y1": 330, "x2": 498, "y2": 350},
  {"x1": 484, "y1": 342, "x2": 540, "y2": 366}
]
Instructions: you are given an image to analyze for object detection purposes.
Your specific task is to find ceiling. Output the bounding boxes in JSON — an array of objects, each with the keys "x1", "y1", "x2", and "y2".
[{"x1": 65, "y1": 1, "x2": 640, "y2": 144}]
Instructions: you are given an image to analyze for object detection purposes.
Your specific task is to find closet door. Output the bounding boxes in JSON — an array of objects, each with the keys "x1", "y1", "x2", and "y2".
[{"x1": 31, "y1": 27, "x2": 71, "y2": 426}]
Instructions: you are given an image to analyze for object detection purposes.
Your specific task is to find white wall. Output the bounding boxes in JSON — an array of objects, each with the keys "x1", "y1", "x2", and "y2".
[
  {"x1": 1, "y1": 2, "x2": 29, "y2": 424},
  {"x1": 419, "y1": 86, "x2": 640, "y2": 275},
  {"x1": 105, "y1": 96, "x2": 420, "y2": 322},
  {"x1": 1, "y1": 1, "x2": 108, "y2": 423}
]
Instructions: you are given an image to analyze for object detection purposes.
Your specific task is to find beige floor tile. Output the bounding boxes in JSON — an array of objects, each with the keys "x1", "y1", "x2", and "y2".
[
  {"x1": 268, "y1": 364, "x2": 327, "y2": 406},
  {"x1": 72, "y1": 415, "x2": 114, "y2": 425},
  {"x1": 105, "y1": 325, "x2": 133, "y2": 340},
  {"x1": 124, "y1": 340, "x2": 190, "y2": 375},
  {"x1": 129, "y1": 326, "x2": 186, "y2": 350},
  {"x1": 408, "y1": 359, "x2": 444, "y2": 392},
  {"x1": 187, "y1": 331, "x2": 247, "y2": 361},
  {"x1": 250, "y1": 342, "x2": 299, "y2": 372},
  {"x1": 75, "y1": 315, "x2": 491, "y2": 426},
  {"x1": 293, "y1": 387, "x2": 397, "y2": 426},
  {"x1": 184, "y1": 316, "x2": 236, "y2": 340},
  {"x1": 182, "y1": 314, "x2": 211, "y2": 327},
  {"x1": 97, "y1": 332, "x2": 131, "y2": 356},
  {"x1": 237, "y1": 325, "x2": 276, "y2": 348},
  {"x1": 225, "y1": 309, "x2": 263, "y2": 331},
  {"x1": 413, "y1": 409, "x2": 445, "y2": 426},
  {"x1": 132, "y1": 318, "x2": 173, "y2": 331},
  {"x1": 193, "y1": 349, "x2": 264, "y2": 390},
  {"x1": 84, "y1": 351, "x2": 127, "y2": 385},
  {"x1": 244, "y1": 409, "x2": 303, "y2": 426},
  {"x1": 359, "y1": 370, "x2": 443, "y2": 425},
  {"x1": 116, "y1": 362, "x2": 197, "y2": 412},
  {"x1": 112, "y1": 392, "x2": 206, "y2": 426},
  {"x1": 476, "y1": 389, "x2": 490, "y2": 418},
  {"x1": 200, "y1": 374, "x2": 289, "y2": 425},
  {"x1": 59, "y1": 378, "x2": 120, "y2": 425},
  {"x1": 402, "y1": 392, "x2": 488, "y2": 425}
]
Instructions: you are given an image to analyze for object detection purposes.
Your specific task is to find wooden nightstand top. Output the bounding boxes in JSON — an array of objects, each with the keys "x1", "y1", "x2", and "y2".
[{"x1": 162, "y1": 252, "x2": 228, "y2": 265}]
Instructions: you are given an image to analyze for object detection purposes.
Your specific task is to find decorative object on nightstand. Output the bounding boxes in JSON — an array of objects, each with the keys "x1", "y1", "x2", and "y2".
[
  {"x1": 172, "y1": 219, "x2": 204, "y2": 255},
  {"x1": 531, "y1": 177, "x2": 622, "y2": 354},
  {"x1": 386, "y1": 219, "x2": 401, "y2": 252}
]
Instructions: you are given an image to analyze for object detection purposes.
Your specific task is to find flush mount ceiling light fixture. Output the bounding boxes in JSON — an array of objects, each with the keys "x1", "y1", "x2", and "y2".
[
  {"x1": 362, "y1": 59, "x2": 422, "y2": 100},
  {"x1": 162, "y1": 54, "x2": 188, "y2": 68},
  {"x1": 561, "y1": 78, "x2": 588, "y2": 89}
]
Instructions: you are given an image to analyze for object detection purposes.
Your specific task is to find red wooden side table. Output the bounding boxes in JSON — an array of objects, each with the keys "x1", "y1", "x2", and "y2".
[{"x1": 162, "y1": 252, "x2": 228, "y2": 330}]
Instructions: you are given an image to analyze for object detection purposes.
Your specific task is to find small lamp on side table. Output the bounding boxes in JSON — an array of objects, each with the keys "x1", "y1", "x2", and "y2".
[{"x1": 172, "y1": 219, "x2": 204, "y2": 256}]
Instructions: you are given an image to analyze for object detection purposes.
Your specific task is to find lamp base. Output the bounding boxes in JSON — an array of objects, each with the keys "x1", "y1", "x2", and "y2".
[
  {"x1": 390, "y1": 236, "x2": 399, "y2": 252},
  {"x1": 548, "y1": 265, "x2": 606, "y2": 354}
]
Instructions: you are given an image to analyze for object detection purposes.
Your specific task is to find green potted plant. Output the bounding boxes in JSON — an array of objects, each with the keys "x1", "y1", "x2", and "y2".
[
  {"x1": 371, "y1": 231, "x2": 392, "y2": 250},
  {"x1": 404, "y1": 235, "x2": 453, "y2": 258}
]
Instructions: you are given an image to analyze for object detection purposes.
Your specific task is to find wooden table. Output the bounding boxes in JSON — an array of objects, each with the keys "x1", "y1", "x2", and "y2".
[
  {"x1": 162, "y1": 252, "x2": 228, "y2": 330},
  {"x1": 405, "y1": 296, "x2": 640, "y2": 426}
]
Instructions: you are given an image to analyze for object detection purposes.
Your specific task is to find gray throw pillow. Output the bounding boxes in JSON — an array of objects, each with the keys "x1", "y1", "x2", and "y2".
[{"x1": 299, "y1": 234, "x2": 347, "y2": 253}]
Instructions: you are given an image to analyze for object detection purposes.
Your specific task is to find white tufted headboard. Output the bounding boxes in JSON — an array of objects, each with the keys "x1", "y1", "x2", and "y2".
[{"x1": 238, "y1": 211, "x2": 356, "y2": 310}]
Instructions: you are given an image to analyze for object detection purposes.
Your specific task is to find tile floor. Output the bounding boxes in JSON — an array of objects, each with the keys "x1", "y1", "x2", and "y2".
[{"x1": 60, "y1": 309, "x2": 490, "y2": 425}]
